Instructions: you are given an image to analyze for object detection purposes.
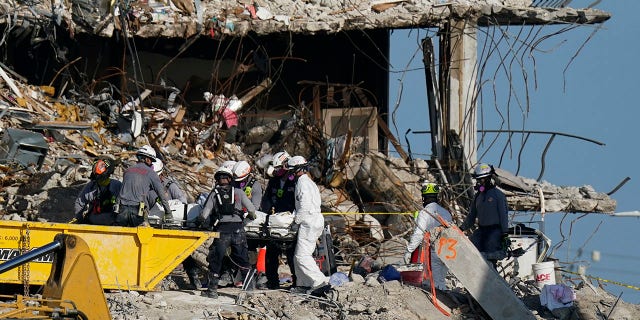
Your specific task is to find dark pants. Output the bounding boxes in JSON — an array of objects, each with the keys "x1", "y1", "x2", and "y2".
[
  {"x1": 115, "y1": 205, "x2": 145, "y2": 227},
  {"x1": 470, "y1": 225, "x2": 504, "y2": 267},
  {"x1": 207, "y1": 227, "x2": 251, "y2": 288},
  {"x1": 265, "y1": 240, "x2": 296, "y2": 288},
  {"x1": 182, "y1": 256, "x2": 200, "y2": 283}
]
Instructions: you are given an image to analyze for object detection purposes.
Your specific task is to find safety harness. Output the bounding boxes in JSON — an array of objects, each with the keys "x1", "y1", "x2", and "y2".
[
  {"x1": 89, "y1": 184, "x2": 116, "y2": 216},
  {"x1": 420, "y1": 209, "x2": 452, "y2": 317}
]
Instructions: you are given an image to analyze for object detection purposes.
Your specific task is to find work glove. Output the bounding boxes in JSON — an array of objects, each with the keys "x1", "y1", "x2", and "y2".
[
  {"x1": 403, "y1": 251, "x2": 412, "y2": 264},
  {"x1": 247, "y1": 211, "x2": 257, "y2": 220},
  {"x1": 290, "y1": 223, "x2": 300, "y2": 233}
]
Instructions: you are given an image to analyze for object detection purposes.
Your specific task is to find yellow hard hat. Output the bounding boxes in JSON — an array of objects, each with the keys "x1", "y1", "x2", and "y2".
[{"x1": 421, "y1": 182, "x2": 440, "y2": 195}]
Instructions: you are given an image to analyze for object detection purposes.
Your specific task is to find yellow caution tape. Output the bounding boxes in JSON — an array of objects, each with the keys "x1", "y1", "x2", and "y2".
[{"x1": 560, "y1": 268, "x2": 640, "y2": 291}]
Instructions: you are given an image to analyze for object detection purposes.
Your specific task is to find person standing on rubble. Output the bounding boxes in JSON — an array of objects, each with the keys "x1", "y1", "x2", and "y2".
[
  {"x1": 73, "y1": 158, "x2": 122, "y2": 225},
  {"x1": 287, "y1": 155, "x2": 329, "y2": 293},
  {"x1": 197, "y1": 166, "x2": 257, "y2": 299},
  {"x1": 204, "y1": 92, "x2": 240, "y2": 144},
  {"x1": 115, "y1": 145, "x2": 173, "y2": 227},
  {"x1": 259, "y1": 151, "x2": 298, "y2": 290},
  {"x1": 460, "y1": 163, "x2": 510, "y2": 269},
  {"x1": 404, "y1": 182, "x2": 453, "y2": 291},
  {"x1": 149, "y1": 159, "x2": 203, "y2": 290},
  {"x1": 232, "y1": 160, "x2": 263, "y2": 209}
]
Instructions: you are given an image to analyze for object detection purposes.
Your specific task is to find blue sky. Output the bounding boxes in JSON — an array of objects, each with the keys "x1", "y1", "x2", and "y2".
[{"x1": 388, "y1": 1, "x2": 640, "y2": 303}]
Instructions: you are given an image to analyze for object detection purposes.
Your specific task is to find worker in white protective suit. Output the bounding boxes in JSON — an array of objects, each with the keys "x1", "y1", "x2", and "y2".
[
  {"x1": 287, "y1": 156, "x2": 329, "y2": 293},
  {"x1": 404, "y1": 182, "x2": 453, "y2": 291}
]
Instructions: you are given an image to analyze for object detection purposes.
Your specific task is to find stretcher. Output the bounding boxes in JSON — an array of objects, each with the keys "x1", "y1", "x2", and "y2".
[
  {"x1": 244, "y1": 211, "x2": 296, "y2": 241},
  {"x1": 149, "y1": 203, "x2": 297, "y2": 241}
]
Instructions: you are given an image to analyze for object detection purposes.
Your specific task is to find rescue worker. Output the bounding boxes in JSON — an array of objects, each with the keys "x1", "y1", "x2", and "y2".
[
  {"x1": 115, "y1": 145, "x2": 172, "y2": 227},
  {"x1": 403, "y1": 182, "x2": 453, "y2": 291},
  {"x1": 156, "y1": 159, "x2": 188, "y2": 203},
  {"x1": 73, "y1": 158, "x2": 121, "y2": 225},
  {"x1": 232, "y1": 160, "x2": 263, "y2": 209},
  {"x1": 147, "y1": 158, "x2": 188, "y2": 219},
  {"x1": 150, "y1": 159, "x2": 203, "y2": 290},
  {"x1": 287, "y1": 156, "x2": 329, "y2": 293},
  {"x1": 198, "y1": 166, "x2": 257, "y2": 299},
  {"x1": 460, "y1": 163, "x2": 510, "y2": 269},
  {"x1": 259, "y1": 151, "x2": 297, "y2": 289}
]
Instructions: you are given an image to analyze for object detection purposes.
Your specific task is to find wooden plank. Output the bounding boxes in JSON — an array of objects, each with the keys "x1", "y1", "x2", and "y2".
[
  {"x1": 162, "y1": 107, "x2": 186, "y2": 146},
  {"x1": 433, "y1": 227, "x2": 536, "y2": 320},
  {"x1": 239, "y1": 77, "x2": 272, "y2": 106},
  {"x1": 376, "y1": 114, "x2": 410, "y2": 164}
]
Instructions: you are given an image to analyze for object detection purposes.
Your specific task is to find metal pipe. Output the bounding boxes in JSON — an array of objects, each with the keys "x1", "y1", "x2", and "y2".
[{"x1": 0, "y1": 239, "x2": 62, "y2": 274}]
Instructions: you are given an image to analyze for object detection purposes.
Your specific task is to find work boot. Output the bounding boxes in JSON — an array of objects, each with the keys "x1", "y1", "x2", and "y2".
[
  {"x1": 289, "y1": 286, "x2": 311, "y2": 294},
  {"x1": 188, "y1": 272, "x2": 204, "y2": 290},
  {"x1": 191, "y1": 277, "x2": 204, "y2": 290},
  {"x1": 202, "y1": 288, "x2": 218, "y2": 299},
  {"x1": 202, "y1": 274, "x2": 219, "y2": 298}
]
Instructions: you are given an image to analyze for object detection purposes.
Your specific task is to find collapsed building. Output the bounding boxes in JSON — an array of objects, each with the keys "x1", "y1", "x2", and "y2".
[{"x1": 0, "y1": 0, "x2": 630, "y2": 318}]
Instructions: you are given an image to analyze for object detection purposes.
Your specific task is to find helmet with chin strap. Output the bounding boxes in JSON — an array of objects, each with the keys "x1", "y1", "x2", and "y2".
[
  {"x1": 136, "y1": 145, "x2": 157, "y2": 163},
  {"x1": 232, "y1": 161, "x2": 251, "y2": 181},
  {"x1": 152, "y1": 159, "x2": 164, "y2": 175},
  {"x1": 286, "y1": 156, "x2": 308, "y2": 174},
  {"x1": 214, "y1": 166, "x2": 234, "y2": 182},
  {"x1": 421, "y1": 182, "x2": 440, "y2": 195},
  {"x1": 90, "y1": 158, "x2": 115, "y2": 181},
  {"x1": 272, "y1": 151, "x2": 290, "y2": 168},
  {"x1": 473, "y1": 163, "x2": 494, "y2": 179}
]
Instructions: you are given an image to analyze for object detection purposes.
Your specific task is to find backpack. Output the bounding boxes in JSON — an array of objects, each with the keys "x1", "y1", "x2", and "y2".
[{"x1": 213, "y1": 185, "x2": 236, "y2": 216}]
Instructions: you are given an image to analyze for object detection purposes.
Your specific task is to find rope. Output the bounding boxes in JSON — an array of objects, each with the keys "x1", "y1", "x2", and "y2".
[
  {"x1": 422, "y1": 231, "x2": 450, "y2": 317},
  {"x1": 560, "y1": 268, "x2": 640, "y2": 291}
]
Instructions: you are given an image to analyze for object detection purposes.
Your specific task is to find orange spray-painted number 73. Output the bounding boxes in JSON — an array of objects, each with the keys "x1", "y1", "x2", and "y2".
[{"x1": 437, "y1": 238, "x2": 458, "y2": 260}]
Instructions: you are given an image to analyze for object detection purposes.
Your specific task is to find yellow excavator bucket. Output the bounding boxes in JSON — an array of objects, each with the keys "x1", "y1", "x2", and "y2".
[{"x1": 0, "y1": 220, "x2": 216, "y2": 291}]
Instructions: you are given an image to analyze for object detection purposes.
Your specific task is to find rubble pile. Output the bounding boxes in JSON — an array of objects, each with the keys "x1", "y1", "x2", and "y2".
[
  {"x1": 0, "y1": 63, "x2": 618, "y2": 264},
  {"x1": 103, "y1": 265, "x2": 640, "y2": 320},
  {"x1": 2, "y1": 0, "x2": 610, "y2": 39}
]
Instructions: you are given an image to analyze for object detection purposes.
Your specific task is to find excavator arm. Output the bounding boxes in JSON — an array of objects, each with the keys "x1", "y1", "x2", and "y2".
[{"x1": 0, "y1": 233, "x2": 111, "y2": 319}]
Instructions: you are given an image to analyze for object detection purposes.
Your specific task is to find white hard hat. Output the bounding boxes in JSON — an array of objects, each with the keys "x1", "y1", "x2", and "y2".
[
  {"x1": 214, "y1": 166, "x2": 233, "y2": 180},
  {"x1": 152, "y1": 159, "x2": 164, "y2": 175},
  {"x1": 473, "y1": 163, "x2": 494, "y2": 179},
  {"x1": 286, "y1": 155, "x2": 308, "y2": 172},
  {"x1": 137, "y1": 145, "x2": 157, "y2": 159},
  {"x1": 272, "y1": 151, "x2": 290, "y2": 168},
  {"x1": 220, "y1": 160, "x2": 237, "y2": 171},
  {"x1": 232, "y1": 161, "x2": 251, "y2": 181}
]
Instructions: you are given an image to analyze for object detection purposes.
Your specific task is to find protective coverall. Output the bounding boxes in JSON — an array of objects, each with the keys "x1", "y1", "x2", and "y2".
[
  {"x1": 406, "y1": 202, "x2": 452, "y2": 290},
  {"x1": 292, "y1": 174, "x2": 329, "y2": 289}
]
